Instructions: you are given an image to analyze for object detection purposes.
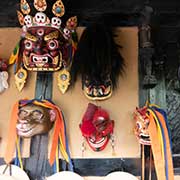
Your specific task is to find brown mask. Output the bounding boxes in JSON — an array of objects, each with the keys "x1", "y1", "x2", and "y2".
[{"x1": 16, "y1": 104, "x2": 56, "y2": 138}]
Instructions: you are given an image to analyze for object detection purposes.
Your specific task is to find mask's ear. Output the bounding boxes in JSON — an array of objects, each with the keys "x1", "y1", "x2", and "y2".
[{"x1": 49, "y1": 109, "x2": 56, "y2": 122}]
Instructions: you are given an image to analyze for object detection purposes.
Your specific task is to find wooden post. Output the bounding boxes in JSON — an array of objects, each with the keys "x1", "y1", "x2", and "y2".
[{"x1": 23, "y1": 72, "x2": 54, "y2": 180}]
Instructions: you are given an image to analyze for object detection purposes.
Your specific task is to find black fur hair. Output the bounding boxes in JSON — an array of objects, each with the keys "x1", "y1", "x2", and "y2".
[{"x1": 71, "y1": 21, "x2": 125, "y2": 89}]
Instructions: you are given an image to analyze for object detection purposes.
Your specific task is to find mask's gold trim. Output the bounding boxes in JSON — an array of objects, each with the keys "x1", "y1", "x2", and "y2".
[
  {"x1": 44, "y1": 31, "x2": 59, "y2": 41},
  {"x1": 57, "y1": 68, "x2": 71, "y2": 94},
  {"x1": 25, "y1": 33, "x2": 37, "y2": 42},
  {"x1": 15, "y1": 68, "x2": 28, "y2": 91}
]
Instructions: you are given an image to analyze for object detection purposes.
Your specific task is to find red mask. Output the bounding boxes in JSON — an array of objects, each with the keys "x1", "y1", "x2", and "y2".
[
  {"x1": 21, "y1": 26, "x2": 70, "y2": 71},
  {"x1": 80, "y1": 103, "x2": 114, "y2": 151}
]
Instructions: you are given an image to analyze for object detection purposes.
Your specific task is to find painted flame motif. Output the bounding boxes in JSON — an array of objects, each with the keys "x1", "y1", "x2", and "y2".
[
  {"x1": 34, "y1": 0, "x2": 47, "y2": 12},
  {"x1": 20, "y1": 0, "x2": 31, "y2": 14},
  {"x1": 52, "y1": 0, "x2": 65, "y2": 17}
]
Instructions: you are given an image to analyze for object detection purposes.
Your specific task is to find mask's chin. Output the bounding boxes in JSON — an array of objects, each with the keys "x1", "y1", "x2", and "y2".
[{"x1": 86, "y1": 136, "x2": 109, "y2": 151}]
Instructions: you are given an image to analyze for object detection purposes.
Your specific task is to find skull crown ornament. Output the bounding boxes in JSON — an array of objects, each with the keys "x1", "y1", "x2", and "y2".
[{"x1": 9, "y1": 0, "x2": 77, "y2": 93}]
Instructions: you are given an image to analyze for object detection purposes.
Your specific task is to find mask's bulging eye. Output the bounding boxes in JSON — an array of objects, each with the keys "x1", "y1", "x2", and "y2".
[
  {"x1": 37, "y1": 29, "x2": 44, "y2": 36},
  {"x1": 136, "y1": 122, "x2": 142, "y2": 129},
  {"x1": 64, "y1": 28, "x2": 70, "y2": 35},
  {"x1": 24, "y1": 40, "x2": 33, "y2": 50},
  {"x1": 31, "y1": 110, "x2": 44, "y2": 120},
  {"x1": 48, "y1": 40, "x2": 58, "y2": 50},
  {"x1": 18, "y1": 109, "x2": 28, "y2": 119}
]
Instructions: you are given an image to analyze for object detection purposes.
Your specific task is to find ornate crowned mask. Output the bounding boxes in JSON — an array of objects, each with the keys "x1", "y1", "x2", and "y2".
[
  {"x1": 9, "y1": 0, "x2": 77, "y2": 93},
  {"x1": 0, "y1": 59, "x2": 9, "y2": 93},
  {"x1": 133, "y1": 106, "x2": 150, "y2": 145},
  {"x1": 80, "y1": 103, "x2": 114, "y2": 152}
]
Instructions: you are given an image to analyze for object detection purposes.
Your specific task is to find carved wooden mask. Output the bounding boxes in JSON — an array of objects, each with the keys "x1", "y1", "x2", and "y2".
[{"x1": 16, "y1": 102, "x2": 56, "y2": 138}]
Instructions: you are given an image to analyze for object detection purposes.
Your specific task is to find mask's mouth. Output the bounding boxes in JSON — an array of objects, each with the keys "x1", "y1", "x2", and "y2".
[
  {"x1": 16, "y1": 122, "x2": 36, "y2": 137},
  {"x1": 23, "y1": 53, "x2": 61, "y2": 71},
  {"x1": 83, "y1": 83, "x2": 112, "y2": 101},
  {"x1": 86, "y1": 136, "x2": 109, "y2": 151},
  {"x1": 138, "y1": 133, "x2": 151, "y2": 145},
  {"x1": 32, "y1": 55, "x2": 49, "y2": 67}
]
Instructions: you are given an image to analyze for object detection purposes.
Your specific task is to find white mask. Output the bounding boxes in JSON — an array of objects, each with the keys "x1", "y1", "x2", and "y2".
[
  {"x1": 0, "y1": 71, "x2": 8, "y2": 93},
  {"x1": 46, "y1": 171, "x2": 84, "y2": 180},
  {"x1": 103, "y1": 171, "x2": 138, "y2": 180}
]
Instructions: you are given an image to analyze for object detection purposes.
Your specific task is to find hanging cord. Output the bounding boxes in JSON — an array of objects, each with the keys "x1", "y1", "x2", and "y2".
[
  {"x1": 110, "y1": 134, "x2": 116, "y2": 156},
  {"x1": 141, "y1": 144, "x2": 145, "y2": 180},
  {"x1": 14, "y1": 143, "x2": 20, "y2": 167},
  {"x1": 62, "y1": 112, "x2": 73, "y2": 171},
  {"x1": 56, "y1": 144, "x2": 60, "y2": 173},
  {"x1": 53, "y1": 145, "x2": 60, "y2": 174},
  {"x1": 149, "y1": 148, "x2": 152, "y2": 180},
  {"x1": 2, "y1": 164, "x2": 12, "y2": 176},
  {"x1": 52, "y1": 111, "x2": 73, "y2": 173},
  {"x1": 81, "y1": 137, "x2": 86, "y2": 157},
  {"x1": 15, "y1": 136, "x2": 23, "y2": 169}
]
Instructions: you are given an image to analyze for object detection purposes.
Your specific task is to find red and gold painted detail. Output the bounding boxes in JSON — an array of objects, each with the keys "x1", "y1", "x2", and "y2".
[
  {"x1": 22, "y1": 26, "x2": 67, "y2": 71},
  {"x1": 80, "y1": 103, "x2": 114, "y2": 151}
]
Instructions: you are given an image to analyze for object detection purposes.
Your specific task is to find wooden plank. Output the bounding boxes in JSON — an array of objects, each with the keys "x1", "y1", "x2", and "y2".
[
  {"x1": 72, "y1": 158, "x2": 140, "y2": 176},
  {"x1": 35, "y1": 72, "x2": 53, "y2": 100}
]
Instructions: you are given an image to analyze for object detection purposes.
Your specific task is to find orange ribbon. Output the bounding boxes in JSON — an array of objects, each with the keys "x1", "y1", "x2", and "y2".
[
  {"x1": 4, "y1": 101, "x2": 19, "y2": 164},
  {"x1": 148, "y1": 112, "x2": 166, "y2": 180},
  {"x1": 31, "y1": 100, "x2": 66, "y2": 165},
  {"x1": 147, "y1": 107, "x2": 174, "y2": 180},
  {"x1": 155, "y1": 110, "x2": 174, "y2": 180}
]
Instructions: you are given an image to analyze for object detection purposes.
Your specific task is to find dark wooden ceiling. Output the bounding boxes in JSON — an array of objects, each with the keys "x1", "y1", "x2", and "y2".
[{"x1": 0, "y1": 0, "x2": 180, "y2": 27}]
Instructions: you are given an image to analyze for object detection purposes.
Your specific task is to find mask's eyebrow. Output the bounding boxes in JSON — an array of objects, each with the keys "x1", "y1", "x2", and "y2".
[
  {"x1": 25, "y1": 32, "x2": 37, "y2": 42},
  {"x1": 44, "y1": 31, "x2": 59, "y2": 41}
]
